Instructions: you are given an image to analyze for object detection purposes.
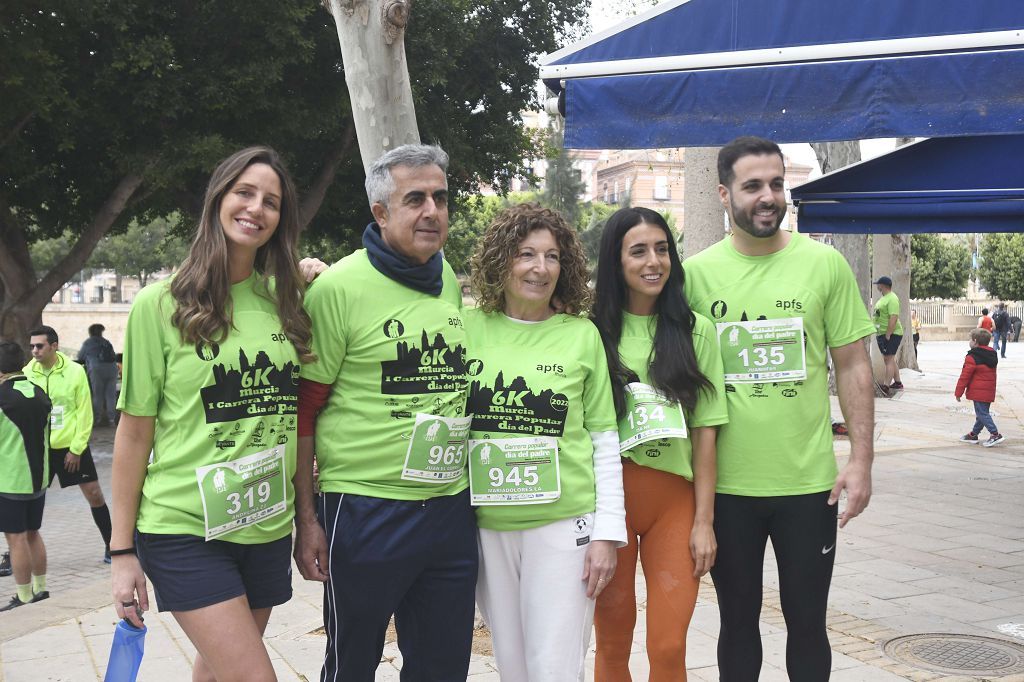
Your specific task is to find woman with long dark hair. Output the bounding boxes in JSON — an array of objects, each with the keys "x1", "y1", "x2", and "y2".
[
  {"x1": 110, "y1": 146, "x2": 313, "y2": 682},
  {"x1": 592, "y1": 207, "x2": 727, "y2": 681}
]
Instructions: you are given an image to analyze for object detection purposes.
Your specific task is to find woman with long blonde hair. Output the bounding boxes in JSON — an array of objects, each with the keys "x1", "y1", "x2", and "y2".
[{"x1": 110, "y1": 146, "x2": 312, "y2": 682}]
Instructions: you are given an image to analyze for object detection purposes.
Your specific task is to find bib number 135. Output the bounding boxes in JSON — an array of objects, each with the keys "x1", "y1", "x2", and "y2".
[{"x1": 737, "y1": 345, "x2": 786, "y2": 368}]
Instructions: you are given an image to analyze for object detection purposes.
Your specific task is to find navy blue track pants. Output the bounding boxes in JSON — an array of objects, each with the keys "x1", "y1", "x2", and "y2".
[{"x1": 317, "y1": 489, "x2": 478, "y2": 682}]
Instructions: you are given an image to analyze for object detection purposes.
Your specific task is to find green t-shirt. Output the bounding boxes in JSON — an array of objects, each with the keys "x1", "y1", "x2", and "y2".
[
  {"x1": 617, "y1": 311, "x2": 728, "y2": 479},
  {"x1": 118, "y1": 275, "x2": 299, "y2": 543},
  {"x1": 464, "y1": 310, "x2": 617, "y2": 531},
  {"x1": 301, "y1": 251, "x2": 470, "y2": 500},
  {"x1": 683, "y1": 233, "x2": 875, "y2": 496},
  {"x1": 873, "y1": 291, "x2": 904, "y2": 336}
]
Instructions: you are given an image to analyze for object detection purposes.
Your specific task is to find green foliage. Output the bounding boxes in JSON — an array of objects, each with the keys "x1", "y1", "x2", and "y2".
[
  {"x1": 446, "y1": 195, "x2": 511, "y2": 274},
  {"x1": 910, "y1": 234, "x2": 971, "y2": 299},
  {"x1": 540, "y1": 127, "x2": 587, "y2": 225},
  {"x1": 88, "y1": 216, "x2": 188, "y2": 286},
  {"x1": 30, "y1": 233, "x2": 75, "y2": 276},
  {"x1": 978, "y1": 233, "x2": 1024, "y2": 300},
  {"x1": 2, "y1": 0, "x2": 590, "y2": 272}
]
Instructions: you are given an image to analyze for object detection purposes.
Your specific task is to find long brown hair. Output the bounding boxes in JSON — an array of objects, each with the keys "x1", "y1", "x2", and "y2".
[{"x1": 170, "y1": 146, "x2": 314, "y2": 362}]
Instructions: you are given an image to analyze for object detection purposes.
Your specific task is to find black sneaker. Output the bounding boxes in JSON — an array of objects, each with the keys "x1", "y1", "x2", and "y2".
[
  {"x1": 0, "y1": 552, "x2": 10, "y2": 577},
  {"x1": 889, "y1": 382, "x2": 904, "y2": 390},
  {"x1": 960, "y1": 432, "x2": 980, "y2": 443},
  {"x1": 0, "y1": 595, "x2": 28, "y2": 612},
  {"x1": 983, "y1": 433, "x2": 1005, "y2": 448},
  {"x1": 29, "y1": 590, "x2": 49, "y2": 603},
  {"x1": 104, "y1": 546, "x2": 111, "y2": 564},
  {"x1": 877, "y1": 383, "x2": 892, "y2": 397}
]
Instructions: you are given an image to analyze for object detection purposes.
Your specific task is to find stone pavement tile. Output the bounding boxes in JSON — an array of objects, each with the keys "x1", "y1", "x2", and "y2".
[
  {"x1": 134, "y1": 655, "x2": 196, "y2": 681},
  {"x1": 873, "y1": 612, "x2": 992, "y2": 638},
  {"x1": 905, "y1": 575, "x2": 1019, "y2": 603},
  {"x1": 971, "y1": 615, "x2": 1024, "y2": 640},
  {"x1": 934, "y1": 545, "x2": 1024, "y2": 569},
  {"x1": 859, "y1": 544, "x2": 962, "y2": 569},
  {"x1": 4, "y1": 650, "x2": 98, "y2": 682},
  {"x1": 921, "y1": 558, "x2": 1024, "y2": 585},
  {"x1": 830, "y1": 666, "x2": 913, "y2": 681},
  {"x1": 826, "y1": 586, "x2": 908, "y2": 620},
  {"x1": 872, "y1": 532, "x2": 969, "y2": 554},
  {"x1": 2, "y1": 620, "x2": 88, "y2": 663},
  {"x1": 889, "y1": 593, "x2": 1009, "y2": 624},
  {"x1": 833, "y1": 572, "x2": 933, "y2": 600},
  {"x1": 840, "y1": 558, "x2": 941, "y2": 582},
  {"x1": 266, "y1": 636, "x2": 323, "y2": 680}
]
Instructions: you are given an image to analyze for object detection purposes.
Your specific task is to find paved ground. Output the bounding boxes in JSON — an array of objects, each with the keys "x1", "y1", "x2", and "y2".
[{"x1": 1, "y1": 340, "x2": 1023, "y2": 680}]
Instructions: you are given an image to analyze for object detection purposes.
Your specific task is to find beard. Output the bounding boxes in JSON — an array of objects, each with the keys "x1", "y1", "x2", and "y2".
[{"x1": 730, "y1": 197, "x2": 786, "y2": 239}]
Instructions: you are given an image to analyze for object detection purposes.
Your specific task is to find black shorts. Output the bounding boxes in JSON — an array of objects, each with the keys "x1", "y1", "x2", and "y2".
[
  {"x1": 48, "y1": 446, "x2": 99, "y2": 488},
  {"x1": 876, "y1": 334, "x2": 903, "y2": 356},
  {"x1": 0, "y1": 494, "x2": 45, "y2": 533},
  {"x1": 136, "y1": 532, "x2": 292, "y2": 612}
]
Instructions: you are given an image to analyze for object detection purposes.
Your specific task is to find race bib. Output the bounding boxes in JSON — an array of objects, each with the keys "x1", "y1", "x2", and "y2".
[
  {"x1": 400, "y1": 413, "x2": 473, "y2": 483},
  {"x1": 618, "y1": 382, "x2": 687, "y2": 453},
  {"x1": 195, "y1": 446, "x2": 287, "y2": 541},
  {"x1": 50, "y1": 405, "x2": 64, "y2": 431},
  {"x1": 717, "y1": 317, "x2": 807, "y2": 383},
  {"x1": 468, "y1": 436, "x2": 560, "y2": 505}
]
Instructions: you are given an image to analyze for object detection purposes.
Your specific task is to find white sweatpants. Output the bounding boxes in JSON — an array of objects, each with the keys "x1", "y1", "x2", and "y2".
[{"x1": 477, "y1": 514, "x2": 596, "y2": 682}]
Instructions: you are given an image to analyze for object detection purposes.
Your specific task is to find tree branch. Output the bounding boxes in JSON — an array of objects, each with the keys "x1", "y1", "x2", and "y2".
[
  {"x1": 31, "y1": 169, "x2": 148, "y2": 311},
  {"x1": 298, "y1": 122, "x2": 357, "y2": 230}
]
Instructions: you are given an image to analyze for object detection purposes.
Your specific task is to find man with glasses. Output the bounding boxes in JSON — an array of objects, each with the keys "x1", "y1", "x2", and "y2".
[{"x1": 25, "y1": 326, "x2": 112, "y2": 563}]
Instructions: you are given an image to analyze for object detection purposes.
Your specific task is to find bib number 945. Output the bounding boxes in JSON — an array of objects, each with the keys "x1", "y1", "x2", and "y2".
[{"x1": 488, "y1": 464, "x2": 539, "y2": 488}]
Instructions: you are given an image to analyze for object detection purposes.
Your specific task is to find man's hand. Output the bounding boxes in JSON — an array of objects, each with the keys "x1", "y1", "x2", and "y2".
[
  {"x1": 294, "y1": 518, "x2": 330, "y2": 582},
  {"x1": 829, "y1": 459, "x2": 872, "y2": 528},
  {"x1": 65, "y1": 452, "x2": 81, "y2": 473}
]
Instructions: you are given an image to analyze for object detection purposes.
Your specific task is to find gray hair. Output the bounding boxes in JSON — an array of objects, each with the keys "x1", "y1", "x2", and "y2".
[{"x1": 365, "y1": 144, "x2": 449, "y2": 209}]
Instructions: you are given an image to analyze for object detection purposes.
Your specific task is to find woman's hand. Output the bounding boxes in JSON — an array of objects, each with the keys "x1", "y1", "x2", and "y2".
[
  {"x1": 111, "y1": 554, "x2": 149, "y2": 628},
  {"x1": 299, "y1": 258, "x2": 329, "y2": 283},
  {"x1": 582, "y1": 539, "x2": 617, "y2": 599},
  {"x1": 690, "y1": 519, "x2": 717, "y2": 578}
]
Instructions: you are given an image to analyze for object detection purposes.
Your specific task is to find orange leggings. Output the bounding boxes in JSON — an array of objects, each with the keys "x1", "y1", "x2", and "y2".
[{"x1": 594, "y1": 460, "x2": 699, "y2": 682}]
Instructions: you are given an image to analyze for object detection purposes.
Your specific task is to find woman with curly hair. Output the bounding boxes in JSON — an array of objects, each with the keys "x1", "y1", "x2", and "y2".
[
  {"x1": 591, "y1": 207, "x2": 726, "y2": 681},
  {"x1": 465, "y1": 202, "x2": 626, "y2": 681},
  {"x1": 110, "y1": 146, "x2": 313, "y2": 682}
]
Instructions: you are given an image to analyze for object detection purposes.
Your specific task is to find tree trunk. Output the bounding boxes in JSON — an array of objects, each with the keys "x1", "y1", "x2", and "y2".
[
  {"x1": 299, "y1": 123, "x2": 358, "y2": 230},
  {"x1": 809, "y1": 141, "x2": 884, "y2": 393},
  {"x1": 322, "y1": 0, "x2": 420, "y2": 178},
  {"x1": 0, "y1": 169, "x2": 145, "y2": 343},
  {"x1": 681, "y1": 147, "x2": 724, "y2": 259},
  {"x1": 890, "y1": 137, "x2": 918, "y2": 372}
]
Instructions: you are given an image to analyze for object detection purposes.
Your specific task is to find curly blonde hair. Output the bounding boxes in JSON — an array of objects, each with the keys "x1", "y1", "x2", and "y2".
[{"x1": 470, "y1": 203, "x2": 591, "y2": 315}]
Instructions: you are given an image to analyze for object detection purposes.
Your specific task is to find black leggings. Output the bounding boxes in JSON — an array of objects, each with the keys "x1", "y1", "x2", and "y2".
[{"x1": 711, "y1": 491, "x2": 837, "y2": 681}]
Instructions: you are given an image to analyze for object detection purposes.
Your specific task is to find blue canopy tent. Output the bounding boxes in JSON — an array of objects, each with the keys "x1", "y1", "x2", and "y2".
[
  {"x1": 790, "y1": 134, "x2": 1024, "y2": 234},
  {"x1": 540, "y1": 0, "x2": 1024, "y2": 150}
]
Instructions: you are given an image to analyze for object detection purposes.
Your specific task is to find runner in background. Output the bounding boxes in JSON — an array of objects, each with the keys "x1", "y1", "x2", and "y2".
[
  {"x1": 465, "y1": 203, "x2": 625, "y2": 681},
  {"x1": 591, "y1": 207, "x2": 727, "y2": 681},
  {"x1": 110, "y1": 146, "x2": 313, "y2": 682}
]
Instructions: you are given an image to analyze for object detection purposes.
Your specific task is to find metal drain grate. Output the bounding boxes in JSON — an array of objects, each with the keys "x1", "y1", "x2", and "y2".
[{"x1": 884, "y1": 633, "x2": 1024, "y2": 675}]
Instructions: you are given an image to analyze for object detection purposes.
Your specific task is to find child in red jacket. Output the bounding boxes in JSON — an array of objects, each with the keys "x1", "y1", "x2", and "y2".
[{"x1": 956, "y1": 328, "x2": 1004, "y2": 446}]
